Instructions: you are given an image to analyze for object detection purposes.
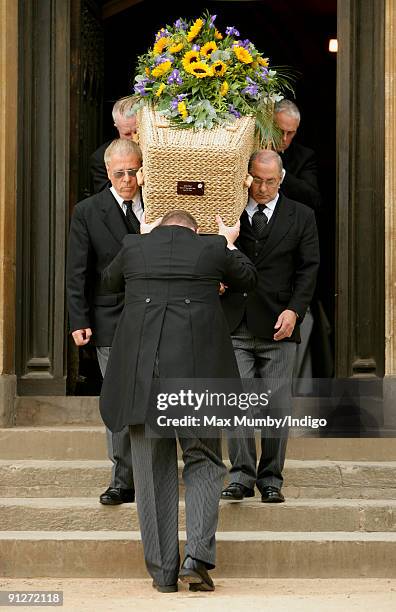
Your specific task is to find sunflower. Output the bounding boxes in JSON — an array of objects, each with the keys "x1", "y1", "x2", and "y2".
[
  {"x1": 188, "y1": 61, "x2": 213, "y2": 78},
  {"x1": 169, "y1": 42, "x2": 184, "y2": 54},
  {"x1": 145, "y1": 67, "x2": 151, "y2": 76},
  {"x1": 233, "y1": 46, "x2": 253, "y2": 64},
  {"x1": 156, "y1": 83, "x2": 166, "y2": 97},
  {"x1": 187, "y1": 18, "x2": 204, "y2": 42},
  {"x1": 178, "y1": 100, "x2": 188, "y2": 120},
  {"x1": 181, "y1": 50, "x2": 201, "y2": 71},
  {"x1": 212, "y1": 61, "x2": 227, "y2": 77},
  {"x1": 220, "y1": 81, "x2": 229, "y2": 96},
  {"x1": 200, "y1": 41, "x2": 217, "y2": 58},
  {"x1": 258, "y1": 56, "x2": 269, "y2": 67},
  {"x1": 151, "y1": 61, "x2": 172, "y2": 77},
  {"x1": 153, "y1": 36, "x2": 170, "y2": 55},
  {"x1": 214, "y1": 28, "x2": 223, "y2": 40}
]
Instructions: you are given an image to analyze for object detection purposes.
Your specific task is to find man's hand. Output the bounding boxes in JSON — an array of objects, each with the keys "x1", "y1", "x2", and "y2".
[
  {"x1": 140, "y1": 212, "x2": 163, "y2": 234},
  {"x1": 273, "y1": 310, "x2": 297, "y2": 341},
  {"x1": 216, "y1": 214, "x2": 240, "y2": 247},
  {"x1": 72, "y1": 328, "x2": 92, "y2": 346},
  {"x1": 219, "y1": 282, "x2": 228, "y2": 295}
]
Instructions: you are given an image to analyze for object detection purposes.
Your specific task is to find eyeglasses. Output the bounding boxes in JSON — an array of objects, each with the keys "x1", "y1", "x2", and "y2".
[
  {"x1": 112, "y1": 169, "x2": 139, "y2": 179},
  {"x1": 251, "y1": 176, "x2": 280, "y2": 188}
]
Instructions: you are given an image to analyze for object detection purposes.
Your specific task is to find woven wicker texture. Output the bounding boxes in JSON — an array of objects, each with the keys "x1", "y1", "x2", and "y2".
[{"x1": 138, "y1": 106, "x2": 256, "y2": 233}]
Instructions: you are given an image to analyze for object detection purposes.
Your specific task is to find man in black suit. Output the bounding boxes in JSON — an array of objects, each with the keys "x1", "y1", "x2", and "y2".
[
  {"x1": 274, "y1": 99, "x2": 321, "y2": 213},
  {"x1": 67, "y1": 138, "x2": 143, "y2": 505},
  {"x1": 221, "y1": 149, "x2": 320, "y2": 503},
  {"x1": 99, "y1": 210, "x2": 257, "y2": 592},
  {"x1": 90, "y1": 96, "x2": 138, "y2": 194}
]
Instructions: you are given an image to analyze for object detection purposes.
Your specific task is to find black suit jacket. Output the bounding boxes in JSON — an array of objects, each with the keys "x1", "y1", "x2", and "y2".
[
  {"x1": 280, "y1": 140, "x2": 321, "y2": 212},
  {"x1": 66, "y1": 188, "x2": 140, "y2": 346},
  {"x1": 99, "y1": 226, "x2": 257, "y2": 431},
  {"x1": 90, "y1": 140, "x2": 112, "y2": 194},
  {"x1": 221, "y1": 194, "x2": 320, "y2": 343}
]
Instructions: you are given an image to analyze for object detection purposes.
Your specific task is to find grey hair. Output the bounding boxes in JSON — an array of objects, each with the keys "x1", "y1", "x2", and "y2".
[
  {"x1": 104, "y1": 139, "x2": 142, "y2": 166},
  {"x1": 112, "y1": 95, "x2": 139, "y2": 122},
  {"x1": 248, "y1": 149, "x2": 283, "y2": 174},
  {"x1": 160, "y1": 210, "x2": 198, "y2": 231},
  {"x1": 274, "y1": 99, "x2": 301, "y2": 122}
]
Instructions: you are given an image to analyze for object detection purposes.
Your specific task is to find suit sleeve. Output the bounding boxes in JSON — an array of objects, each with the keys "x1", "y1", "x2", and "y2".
[
  {"x1": 281, "y1": 150, "x2": 321, "y2": 212},
  {"x1": 66, "y1": 204, "x2": 93, "y2": 332},
  {"x1": 287, "y1": 210, "x2": 320, "y2": 319},
  {"x1": 90, "y1": 150, "x2": 111, "y2": 194},
  {"x1": 221, "y1": 243, "x2": 257, "y2": 292},
  {"x1": 101, "y1": 247, "x2": 125, "y2": 293}
]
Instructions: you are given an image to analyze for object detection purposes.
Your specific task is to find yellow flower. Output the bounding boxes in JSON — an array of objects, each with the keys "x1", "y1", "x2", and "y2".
[
  {"x1": 188, "y1": 61, "x2": 213, "y2": 78},
  {"x1": 212, "y1": 61, "x2": 227, "y2": 77},
  {"x1": 153, "y1": 37, "x2": 170, "y2": 55},
  {"x1": 178, "y1": 101, "x2": 188, "y2": 120},
  {"x1": 156, "y1": 83, "x2": 166, "y2": 97},
  {"x1": 187, "y1": 18, "x2": 203, "y2": 42},
  {"x1": 220, "y1": 81, "x2": 229, "y2": 96},
  {"x1": 200, "y1": 41, "x2": 217, "y2": 58},
  {"x1": 181, "y1": 50, "x2": 201, "y2": 71},
  {"x1": 215, "y1": 28, "x2": 223, "y2": 40},
  {"x1": 151, "y1": 61, "x2": 172, "y2": 77},
  {"x1": 145, "y1": 67, "x2": 151, "y2": 76},
  {"x1": 169, "y1": 42, "x2": 184, "y2": 53},
  {"x1": 258, "y1": 56, "x2": 269, "y2": 67},
  {"x1": 233, "y1": 46, "x2": 253, "y2": 64}
]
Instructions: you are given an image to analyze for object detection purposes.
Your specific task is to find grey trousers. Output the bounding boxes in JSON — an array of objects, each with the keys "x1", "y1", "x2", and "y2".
[
  {"x1": 129, "y1": 425, "x2": 226, "y2": 586},
  {"x1": 96, "y1": 347, "x2": 134, "y2": 489},
  {"x1": 227, "y1": 322, "x2": 296, "y2": 491}
]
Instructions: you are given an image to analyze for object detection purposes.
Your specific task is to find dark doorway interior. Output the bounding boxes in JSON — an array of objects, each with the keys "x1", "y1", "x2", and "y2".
[{"x1": 74, "y1": 0, "x2": 337, "y2": 393}]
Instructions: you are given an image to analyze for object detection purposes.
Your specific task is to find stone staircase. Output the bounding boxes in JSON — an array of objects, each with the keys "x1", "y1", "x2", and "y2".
[{"x1": 0, "y1": 397, "x2": 395, "y2": 578}]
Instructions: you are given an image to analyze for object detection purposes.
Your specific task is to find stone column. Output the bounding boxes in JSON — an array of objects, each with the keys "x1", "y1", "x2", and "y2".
[
  {"x1": 384, "y1": 0, "x2": 396, "y2": 428},
  {"x1": 0, "y1": 0, "x2": 18, "y2": 426}
]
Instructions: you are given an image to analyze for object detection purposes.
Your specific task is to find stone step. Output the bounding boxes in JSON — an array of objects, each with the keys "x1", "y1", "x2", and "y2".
[
  {"x1": 1, "y1": 459, "x2": 396, "y2": 499},
  {"x1": 1, "y1": 530, "x2": 396, "y2": 578},
  {"x1": 1, "y1": 427, "x2": 396, "y2": 461},
  {"x1": 0, "y1": 498, "x2": 395, "y2": 532}
]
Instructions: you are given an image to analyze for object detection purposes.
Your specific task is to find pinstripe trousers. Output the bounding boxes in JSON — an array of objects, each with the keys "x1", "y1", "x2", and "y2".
[
  {"x1": 96, "y1": 347, "x2": 134, "y2": 489},
  {"x1": 227, "y1": 322, "x2": 296, "y2": 491},
  {"x1": 129, "y1": 425, "x2": 226, "y2": 586}
]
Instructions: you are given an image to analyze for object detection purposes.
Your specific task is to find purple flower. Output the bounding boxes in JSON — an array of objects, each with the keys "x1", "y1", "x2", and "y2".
[
  {"x1": 155, "y1": 28, "x2": 171, "y2": 41},
  {"x1": 170, "y1": 94, "x2": 187, "y2": 110},
  {"x1": 228, "y1": 105, "x2": 241, "y2": 118},
  {"x1": 154, "y1": 54, "x2": 174, "y2": 65},
  {"x1": 209, "y1": 14, "x2": 217, "y2": 27},
  {"x1": 241, "y1": 77, "x2": 259, "y2": 98},
  {"x1": 174, "y1": 18, "x2": 188, "y2": 30},
  {"x1": 234, "y1": 39, "x2": 252, "y2": 50},
  {"x1": 167, "y1": 69, "x2": 183, "y2": 85},
  {"x1": 192, "y1": 44, "x2": 201, "y2": 51},
  {"x1": 225, "y1": 26, "x2": 240, "y2": 37},
  {"x1": 134, "y1": 76, "x2": 152, "y2": 96},
  {"x1": 256, "y1": 67, "x2": 269, "y2": 81}
]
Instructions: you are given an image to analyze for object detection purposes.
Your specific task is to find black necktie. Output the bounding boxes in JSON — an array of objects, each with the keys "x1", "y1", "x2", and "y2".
[
  {"x1": 123, "y1": 200, "x2": 140, "y2": 234},
  {"x1": 252, "y1": 205, "x2": 268, "y2": 238}
]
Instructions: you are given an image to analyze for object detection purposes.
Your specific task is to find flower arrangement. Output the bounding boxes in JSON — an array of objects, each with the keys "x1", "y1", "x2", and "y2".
[{"x1": 133, "y1": 11, "x2": 294, "y2": 145}]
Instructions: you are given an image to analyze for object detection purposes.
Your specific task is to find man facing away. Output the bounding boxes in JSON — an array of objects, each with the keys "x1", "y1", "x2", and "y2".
[
  {"x1": 99, "y1": 210, "x2": 257, "y2": 592},
  {"x1": 67, "y1": 138, "x2": 143, "y2": 505},
  {"x1": 90, "y1": 96, "x2": 138, "y2": 194},
  {"x1": 221, "y1": 149, "x2": 320, "y2": 503}
]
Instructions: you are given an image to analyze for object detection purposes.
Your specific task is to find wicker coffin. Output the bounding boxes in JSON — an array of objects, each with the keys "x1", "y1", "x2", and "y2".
[{"x1": 138, "y1": 106, "x2": 256, "y2": 233}]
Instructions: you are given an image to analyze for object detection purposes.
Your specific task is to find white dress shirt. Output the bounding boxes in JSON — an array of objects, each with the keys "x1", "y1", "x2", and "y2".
[
  {"x1": 110, "y1": 186, "x2": 144, "y2": 222},
  {"x1": 245, "y1": 193, "x2": 279, "y2": 224}
]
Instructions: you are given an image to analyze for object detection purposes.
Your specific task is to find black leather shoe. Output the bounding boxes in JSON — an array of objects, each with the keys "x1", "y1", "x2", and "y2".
[
  {"x1": 152, "y1": 580, "x2": 178, "y2": 593},
  {"x1": 178, "y1": 556, "x2": 214, "y2": 591},
  {"x1": 99, "y1": 487, "x2": 135, "y2": 505},
  {"x1": 221, "y1": 482, "x2": 255, "y2": 500},
  {"x1": 261, "y1": 486, "x2": 285, "y2": 503}
]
